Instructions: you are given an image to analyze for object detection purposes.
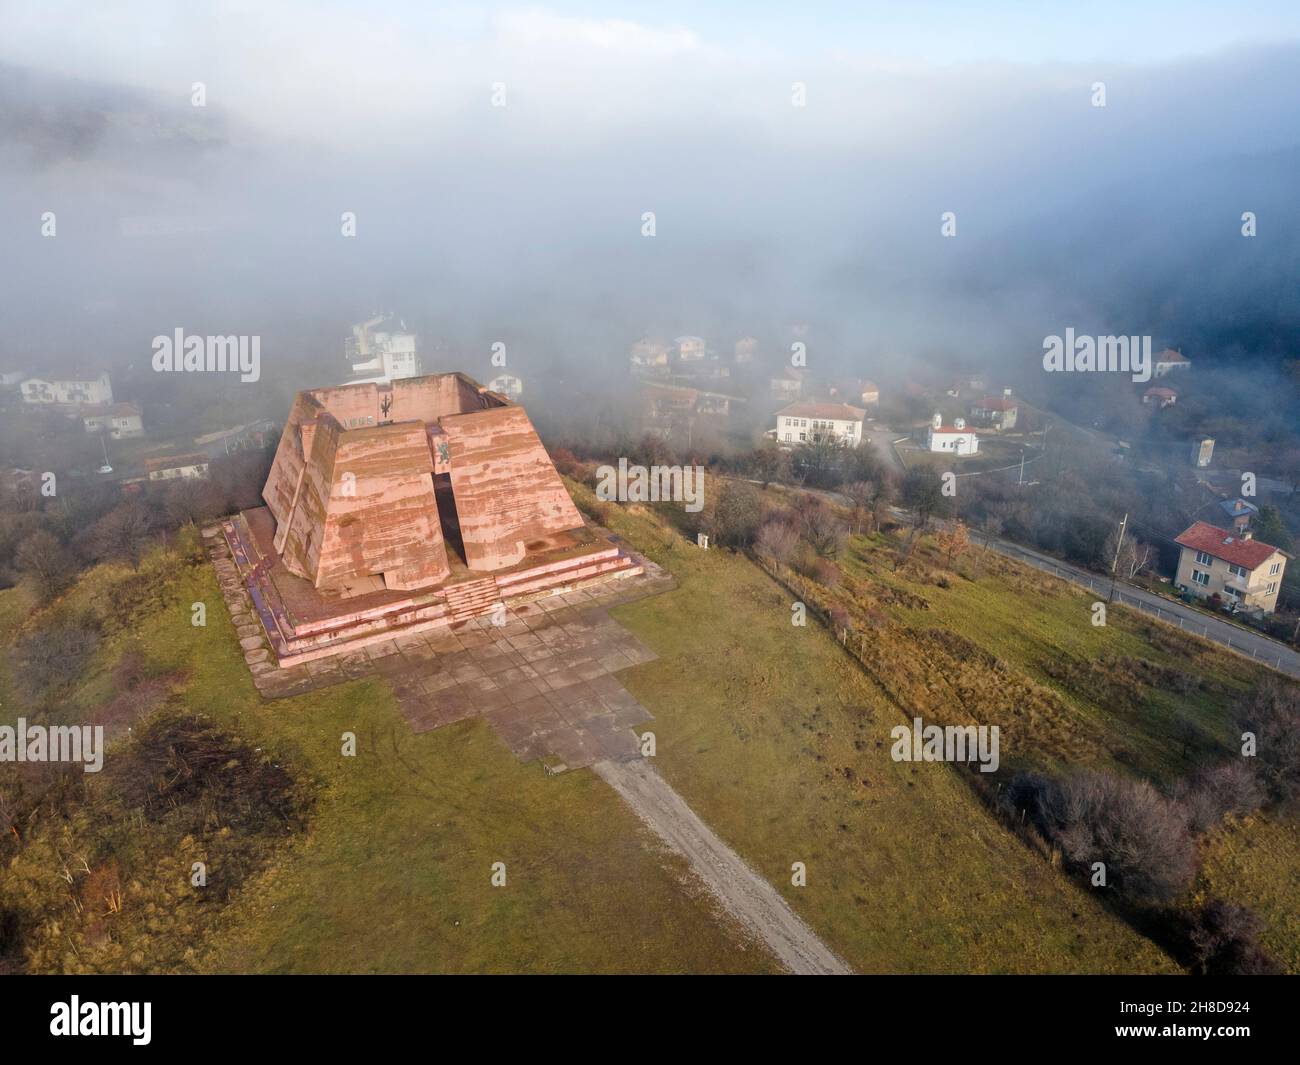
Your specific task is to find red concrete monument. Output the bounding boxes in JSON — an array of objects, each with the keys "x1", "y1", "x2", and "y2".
[{"x1": 219, "y1": 373, "x2": 641, "y2": 665}]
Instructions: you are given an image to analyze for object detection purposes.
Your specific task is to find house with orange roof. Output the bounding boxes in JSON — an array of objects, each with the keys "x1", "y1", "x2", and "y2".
[{"x1": 1174, "y1": 521, "x2": 1289, "y2": 614}]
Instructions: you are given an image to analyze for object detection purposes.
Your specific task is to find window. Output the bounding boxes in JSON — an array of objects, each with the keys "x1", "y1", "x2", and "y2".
[
  {"x1": 1228, "y1": 563, "x2": 1247, "y2": 578},
  {"x1": 1270, "y1": 562, "x2": 1282, "y2": 576},
  {"x1": 1194, "y1": 551, "x2": 1213, "y2": 566},
  {"x1": 1267, "y1": 582, "x2": 1278, "y2": 596},
  {"x1": 783, "y1": 433, "x2": 791, "y2": 442},
  {"x1": 1223, "y1": 585, "x2": 1240, "y2": 599},
  {"x1": 1191, "y1": 569, "x2": 1210, "y2": 586}
]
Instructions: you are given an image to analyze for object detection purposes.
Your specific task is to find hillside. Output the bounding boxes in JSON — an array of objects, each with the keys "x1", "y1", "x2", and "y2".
[{"x1": 2, "y1": 488, "x2": 1294, "y2": 973}]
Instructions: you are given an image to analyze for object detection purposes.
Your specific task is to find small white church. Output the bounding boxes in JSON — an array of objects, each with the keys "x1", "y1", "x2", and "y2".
[{"x1": 925, "y1": 412, "x2": 979, "y2": 456}]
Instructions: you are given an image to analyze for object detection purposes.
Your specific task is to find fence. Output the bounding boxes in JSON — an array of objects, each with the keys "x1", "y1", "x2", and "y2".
[{"x1": 990, "y1": 542, "x2": 1298, "y2": 678}]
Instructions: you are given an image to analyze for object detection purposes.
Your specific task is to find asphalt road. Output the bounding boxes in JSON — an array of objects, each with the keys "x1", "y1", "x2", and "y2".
[{"x1": 986, "y1": 537, "x2": 1300, "y2": 679}]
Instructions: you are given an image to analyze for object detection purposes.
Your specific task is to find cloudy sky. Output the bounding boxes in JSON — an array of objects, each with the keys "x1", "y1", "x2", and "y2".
[{"x1": 2, "y1": 2, "x2": 1299, "y2": 393}]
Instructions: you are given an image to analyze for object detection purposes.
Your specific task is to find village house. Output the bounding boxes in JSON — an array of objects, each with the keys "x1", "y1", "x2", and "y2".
[
  {"x1": 1154, "y1": 348, "x2": 1191, "y2": 377},
  {"x1": 0, "y1": 369, "x2": 25, "y2": 390},
  {"x1": 946, "y1": 374, "x2": 987, "y2": 399},
  {"x1": 193, "y1": 419, "x2": 277, "y2": 458},
  {"x1": 770, "y1": 365, "x2": 805, "y2": 400},
  {"x1": 969, "y1": 390, "x2": 1018, "y2": 430},
  {"x1": 642, "y1": 382, "x2": 742, "y2": 440},
  {"x1": 674, "y1": 335, "x2": 707, "y2": 361},
  {"x1": 344, "y1": 314, "x2": 420, "y2": 384},
  {"x1": 20, "y1": 370, "x2": 113, "y2": 409},
  {"x1": 1218, "y1": 498, "x2": 1259, "y2": 534},
  {"x1": 81, "y1": 402, "x2": 144, "y2": 439},
  {"x1": 1142, "y1": 385, "x2": 1178, "y2": 409},
  {"x1": 926, "y1": 412, "x2": 979, "y2": 455},
  {"x1": 733, "y1": 337, "x2": 758, "y2": 363},
  {"x1": 146, "y1": 452, "x2": 211, "y2": 481},
  {"x1": 629, "y1": 337, "x2": 671, "y2": 375},
  {"x1": 833, "y1": 379, "x2": 879, "y2": 406},
  {"x1": 1174, "y1": 521, "x2": 1289, "y2": 615},
  {"x1": 773, "y1": 401, "x2": 864, "y2": 448}
]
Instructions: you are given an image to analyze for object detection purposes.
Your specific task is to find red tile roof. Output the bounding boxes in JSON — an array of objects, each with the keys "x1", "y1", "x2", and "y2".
[
  {"x1": 777, "y1": 401, "x2": 866, "y2": 421},
  {"x1": 1175, "y1": 521, "x2": 1284, "y2": 569}
]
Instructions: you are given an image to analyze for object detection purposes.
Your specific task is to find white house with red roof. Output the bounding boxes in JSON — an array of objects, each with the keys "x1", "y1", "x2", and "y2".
[
  {"x1": 1174, "y1": 521, "x2": 1289, "y2": 614},
  {"x1": 1142, "y1": 385, "x2": 1178, "y2": 409},
  {"x1": 1154, "y1": 348, "x2": 1191, "y2": 377},
  {"x1": 969, "y1": 390, "x2": 1018, "y2": 430},
  {"x1": 925, "y1": 412, "x2": 978, "y2": 455}
]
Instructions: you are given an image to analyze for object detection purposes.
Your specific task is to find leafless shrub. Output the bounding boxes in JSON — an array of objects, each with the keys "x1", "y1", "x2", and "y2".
[
  {"x1": 1182, "y1": 899, "x2": 1284, "y2": 975},
  {"x1": 1010, "y1": 769, "x2": 1196, "y2": 902},
  {"x1": 1237, "y1": 680, "x2": 1300, "y2": 807},
  {"x1": 755, "y1": 519, "x2": 799, "y2": 565},
  {"x1": 13, "y1": 530, "x2": 76, "y2": 602},
  {"x1": 11, "y1": 613, "x2": 101, "y2": 704},
  {"x1": 1173, "y1": 759, "x2": 1265, "y2": 833}
]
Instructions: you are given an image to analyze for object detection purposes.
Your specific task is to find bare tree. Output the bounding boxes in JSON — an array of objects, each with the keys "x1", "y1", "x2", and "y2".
[
  {"x1": 162, "y1": 479, "x2": 224, "y2": 528},
  {"x1": 754, "y1": 519, "x2": 799, "y2": 565},
  {"x1": 14, "y1": 530, "x2": 76, "y2": 602},
  {"x1": 87, "y1": 503, "x2": 157, "y2": 568},
  {"x1": 842, "y1": 480, "x2": 875, "y2": 534}
]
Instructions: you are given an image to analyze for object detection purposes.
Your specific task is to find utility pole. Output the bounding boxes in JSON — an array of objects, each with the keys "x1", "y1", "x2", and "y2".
[
  {"x1": 1108, "y1": 512, "x2": 1128, "y2": 602},
  {"x1": 1018, "y1": 449, "x2": 1025, "y2": 486}
]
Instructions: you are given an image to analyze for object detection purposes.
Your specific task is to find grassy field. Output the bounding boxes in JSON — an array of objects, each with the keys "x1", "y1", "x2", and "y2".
[
  {"x1": 570, "y1": 485, "x2": 1177, "y2": 973},
  {"x1": 0, "y1": 554, "x2": 775, "y2": 974},
  {"x1": 1198, "y1": 816, "x2": 1300, "y2": 974},
  {"x1": 831, "y1": 530, "x2": 1263, "y2": 783},
  {"x1": 5, "y1": 483, "x2": 1292, "y2": 973}
]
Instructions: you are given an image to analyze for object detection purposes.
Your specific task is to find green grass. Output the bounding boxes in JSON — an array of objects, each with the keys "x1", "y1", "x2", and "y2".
[
  {"x1": 1198, "y1": 816, "x2": 1300, "y2": 974},
  {"x1": 0, "y1": 558, "x2": 775, "y2": 974},
  {"x1": 838, "y1": 532, "x2": 1260, "y2": 782},
  {"x1": 572, "y1": 491, "x2": 1177, "y2": 973},
  {"x1": 7, "y1": 489, "x2": 1287, "y2": 974}
]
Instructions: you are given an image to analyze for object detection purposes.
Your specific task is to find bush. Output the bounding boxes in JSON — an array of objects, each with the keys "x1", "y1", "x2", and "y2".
[
  {"x1": 794, "y1": 499, "x2": 848, "y2": 558},
  {"x1": 754, "y1": 519, "x2": 799, "y2": 565},
  {"x1": 1009, "y1": 769, "x2": 1196, "y2": 902},
  {"x1": 811, "y1": 558, "x2": 841, "y2": 588},
  {"x1": 11, "y1": 613, "x2": 102, "y2": 705},
  {"x1": 706, "y1": 481, "x2": 763, "y2": 548},
  {"x1": 1237, "y1": 681, "x2": 1300, "y2": 807},
  {"x1": 1172, "y1": 759, "x2": 1265, "y2": 833},
  {"x1": 1182, "y1": 899, "x2": 1283, "y2": 975}
]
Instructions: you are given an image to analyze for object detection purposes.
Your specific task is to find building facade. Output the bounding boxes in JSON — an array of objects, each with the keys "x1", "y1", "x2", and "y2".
[
  {"x1": 925, "y1": 413, "x2": 979, "y2": 455},
  {"x1": 81, "y1": 402, "x2": 144, "y2": 439},
  {"x1": 146, "y1": 453, "x2": 211, "y2": 481},
  {"x1": 1154, "y1": 349, "x2": 1191, "y2": 377},
  {"x1": 1174, "y1": 521, "x2": 1289, "y2": 615},
  {"x1": 774, "y1": 402, "x2": 864, "y2": 447},
  {"x1": 970, "y1": 393, "x2": 1018, "y2": 430},
  {"x1": 21, "y1": 371, "x2": 113, "y2": 408},
  {"x1": 345, "y1": 315, "x2": 420, "y2": 384}
]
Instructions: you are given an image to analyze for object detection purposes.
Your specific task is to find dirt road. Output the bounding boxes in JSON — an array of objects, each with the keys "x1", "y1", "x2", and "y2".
[{"x1": 594, "y1": 758, "x2": 851, "y2": 975}]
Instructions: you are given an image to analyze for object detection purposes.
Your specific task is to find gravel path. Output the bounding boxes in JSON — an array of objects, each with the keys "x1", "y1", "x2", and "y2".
[{"x1": 594, "y1": 758, "x2": 852, "y2": 975}]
